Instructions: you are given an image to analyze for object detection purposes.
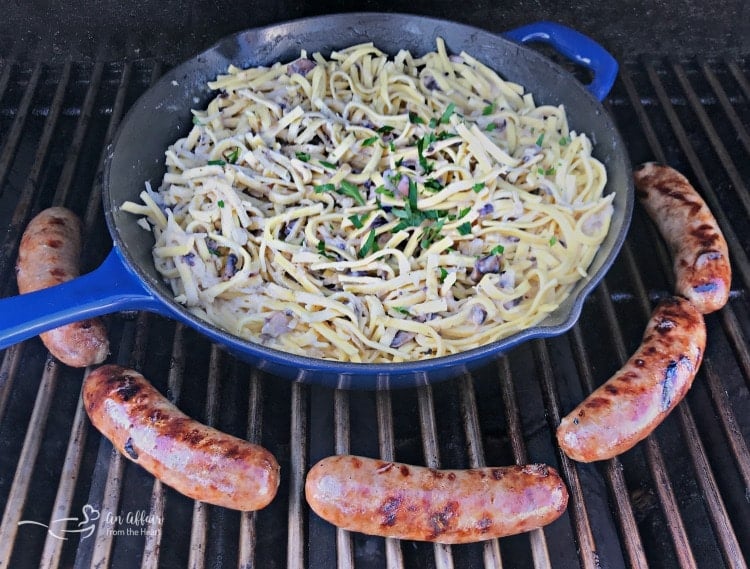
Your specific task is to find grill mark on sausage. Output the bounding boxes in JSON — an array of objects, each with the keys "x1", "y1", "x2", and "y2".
[
  {"x1": 379, "y1": 495, "x2": 403, "y2": 527},
  {"x1": 46, "y1": 239, "x2": 63, "y2": 249},
  {"x1": 650, "y1": 182, "x2": 703, "y2": 216},
  {"x1": 123, "y1": 437, "x2": 139, "y2": 460},
  {"x1": 690, "y1": 223, "x2": 720, "y2": 248},
  {"x1": 115, "y1": 379, "x2": 141, "y2": 402},
  {"x1": 476, "y1": 516, "x2": 493, "y2": 533},
  {"x1": 584, "y1": 397, "x2": 610, "y2": 410},
  {"x1": 399, "y1": 465, "x2": 410, "y2": 477},
  {"x1": 149, "y1": 409, "x2": 167, "y2": 424},
  {"x1": 428, "y1": 501, "x2": 459, "y2": 539},
  {"x1": 491, "y1": 468, "x2": 505, "y2": 480}
]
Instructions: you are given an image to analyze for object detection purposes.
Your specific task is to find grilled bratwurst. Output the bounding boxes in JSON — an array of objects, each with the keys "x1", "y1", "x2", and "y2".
[
  {"x1": 83, "y1": 365, "x2": 280, "y2": 511},
  {"x1": 305, "y1": 455, "x2": 568, "y2": 543},
  {"x1": 557, "y1": 297, "x2": 705, "y2": 462},
  {"x1": 16, "y1": 207, "x2": 109, "y2": 366},
  {"x1": 634, "y1": 162, "x2": 731, "y2": 314}
]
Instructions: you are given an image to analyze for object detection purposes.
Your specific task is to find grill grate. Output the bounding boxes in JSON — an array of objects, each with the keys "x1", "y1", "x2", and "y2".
[{"x1": 0, "y1": 56, "x2": 749, "y2": 569}]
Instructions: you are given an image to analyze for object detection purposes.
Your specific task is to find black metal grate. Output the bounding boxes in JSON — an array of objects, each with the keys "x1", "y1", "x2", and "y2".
[{"x1": 0, "y1": 56, "x2": 749, "y2": 569}]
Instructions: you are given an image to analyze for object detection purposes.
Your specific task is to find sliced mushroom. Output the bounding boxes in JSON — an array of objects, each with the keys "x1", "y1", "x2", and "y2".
[
  {"x1": 470, "y1": 305, "x2": 487, "y2": 325},
  {"x1": 287, "y1": 58, "x2": 316, "y2": 76},
  {"x1": 261, "y1": 312, "x2": 293, "y2": 338},
  {"x1": 390, "y1": 330, "x2": 415, "y2": 348},
  {"x1": 470, "y1": 254, "x2": 502, "y2": 282},
  {"x1": 222, "y1": 253, "x2": 239, "y2": 279}
]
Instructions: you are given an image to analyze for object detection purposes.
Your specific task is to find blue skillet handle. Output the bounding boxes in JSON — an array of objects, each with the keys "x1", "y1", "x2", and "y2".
[
  {"x1": 0, "y1": 248, "x2": 166, "y2": 351},
  {"x1": 503, "y1": 21, "x2": 619, "y2": 101}
]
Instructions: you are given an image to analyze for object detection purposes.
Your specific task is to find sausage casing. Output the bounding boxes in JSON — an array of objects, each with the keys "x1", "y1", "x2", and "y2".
[
  {"x1": 83, "y1": 365, "x2": 280, "y2": 511},
  {"x1": 634, "y1": 162, "x2": 731, "y2": 313},
  {"x1": 557, "y1": 297, "x2": 705, "y2": 462},
  {"x1": 16, "y1": 207, "x2": 109, "y2": 366},
  {"x1": 305, "y1": 455, "x2": 568, "y2": 544}
]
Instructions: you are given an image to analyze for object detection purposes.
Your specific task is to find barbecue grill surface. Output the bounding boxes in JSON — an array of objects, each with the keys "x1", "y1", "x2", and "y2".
[{"x1": 1, "y1": 8, "x2": 750, "y2": 568}]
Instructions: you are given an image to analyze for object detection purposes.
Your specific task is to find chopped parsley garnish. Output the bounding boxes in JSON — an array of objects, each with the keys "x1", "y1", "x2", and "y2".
[
  {"x1": 424, "y1": 179, "x2": 444, "y2": 192},
  {"x1": 314, "y1": 183, "x2": 336, "y2": 193},
  {"x1": 316, "y1": 181, "x2": 366, "y2": 205},
  {"x1": 485, "y1": 123, "x2": 497, "y2": 132},
  {"x1": 319, "y1": 160, "x2": 337, "y2": 170},
  {"x1": 408, "y1": 112, "x2": 425, "y2": 125},
  {"x1": 377, "y1": 125, "x2": 395, "y2": 134},
  {"x1": 395, "y1": 157, "x2": 404, "y2": 168},
  {"x1": 438, "y1": 267, "x2": 448, "y2": 282},
  {"x1": 389, "y1": 141, "x2": 396, "y2": 152},
  {"x1": 339, "y1": 181, "x2": 366, "y2": 206},
  {"x1": 392, "y1": 306, "x2": 410, "y2": 315},
  {"x1": 559, "y1": 135, "x2": 570, "y2": 146},
  {"x1": 362, "y1": 136, "x2": 379, "y2": 147},
  {"x1": 375, "y1": 186, "x2": 395, "y2": 199},
  {"x1": 549, "y1": 236, "x2": 558, "y2": 246},
  {"x1": 429, "y1": 117, "x2": 438, "y2": 129},
  {"x1": 472, "y1": 182, "x2": 485, "y2": 193},
  {"x1": 348, "y1": 214, "x2": 365, "y2": 229},
  {"x1": 207, "y1": 159, "x2": 226, "y2": 166},
  {"x1": 440, "y1": 102, "x2": 456, "y2": 124},
  {"x1": 458, "y1": 207, "x2": 471, "y2": 219},
  {"x1": 537, "y1": 167, "x2": 556, "y2": 176},
  {"x1": 490, "y1": 244, "x2": 505, "y2": 255},
  {"x1": 482, "y1": 102, "x2": 495, "y2": 115},
  {"x1": 457, "y1": 221, "x2": 472, "y2": 236},
  {"x1": 223, "y1": 147, "x2": 240, "y2": 164},
  {"x1": 407, "y1": 178, "x2": 419, "y2": 212},
  {"x1": 416, "y1": 135, "x2": 435, "y2": 174},
  {"x1": 316, "y1": 240, "x2": 334, "y2": 259},
  {"x1": 535, "y1": 133, "x2": 545, "y2": 147},
  {"x1": 295, "y1": 151, "x2": 311, "y2": 162},
  {"x1": 420, "y1": 219, "x2": 446, "y2": 249},
  {"x1": 358, "y1": 229, "x2": 378, "y2": 258},
  {"x1": 422, "y1": 209, "x2": 447, "y2": 221},
  {"x1": 207, "y1": 246, "x2": 221, "y2": 256},
  {"x1": 192, "y1": 116, "x2": 203, "y2": 125},
  {"x1": 217, "y1": 200, "x2": 225, "y2": 208}
]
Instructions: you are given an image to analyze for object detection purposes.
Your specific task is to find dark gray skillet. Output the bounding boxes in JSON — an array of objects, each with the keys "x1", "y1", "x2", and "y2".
[{"x1": 0, "y1": 14, "x2": 633, "y2": 389}]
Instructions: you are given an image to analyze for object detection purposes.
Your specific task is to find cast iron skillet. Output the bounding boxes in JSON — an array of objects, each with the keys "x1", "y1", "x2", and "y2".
[{"x1": 0, "y1": 14, "x2": 633, "y2": 389}]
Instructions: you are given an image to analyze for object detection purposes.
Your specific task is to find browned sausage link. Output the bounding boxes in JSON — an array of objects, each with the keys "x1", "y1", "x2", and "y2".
[
  {"x1": 557, "y1": 297, "x2": 705, "y2": 462},
  {"x1": 16, "y1": 207, "x2": 109, "y2": 367},
  {"x1": 305, "y1": 455, "x2": 568, "y2": 544},
  {"x1": 633, "y1": 162, "x2": 731, "y2": 314},
  {"x1": 83, "y1": 365, "x2": 280, "y2": 511}
]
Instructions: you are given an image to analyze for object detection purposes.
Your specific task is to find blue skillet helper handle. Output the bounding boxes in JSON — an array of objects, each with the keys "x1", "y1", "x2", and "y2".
[
  {"x1": 503, "y1": 21, "x2": 619, "y2": 101},
  {"x1": 0, "y1": 248, "x2": 165, "y2": 351}
]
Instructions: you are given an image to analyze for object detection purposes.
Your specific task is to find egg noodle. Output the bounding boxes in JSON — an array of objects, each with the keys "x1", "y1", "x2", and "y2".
[{"x1": 121, "y1": 39, "x2": 614, "y2": 363}]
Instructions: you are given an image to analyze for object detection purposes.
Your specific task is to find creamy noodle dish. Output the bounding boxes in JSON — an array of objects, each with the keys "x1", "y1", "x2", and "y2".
[{"x1": 122, "y1": 40, "x2": 614, "y2": 363}]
